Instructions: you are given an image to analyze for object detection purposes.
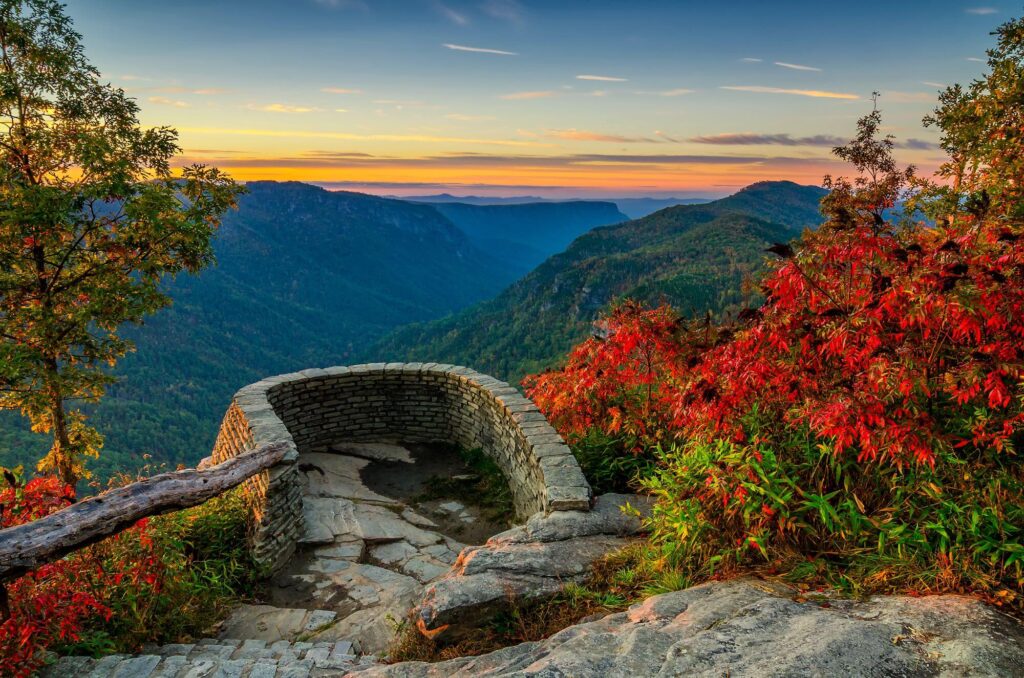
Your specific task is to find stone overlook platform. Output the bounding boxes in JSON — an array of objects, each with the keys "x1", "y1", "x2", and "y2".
[
  {"x1": 47, "y1": 364, "x2": 648, "y2": 676},
  {"x1": 212, "y1": 363, "x2": 594, "y2": 573}
]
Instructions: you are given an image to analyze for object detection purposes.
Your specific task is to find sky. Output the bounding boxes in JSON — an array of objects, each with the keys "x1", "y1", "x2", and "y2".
[{"x1": 69, "y1": 0, "x2": 1007, "y2": 198}]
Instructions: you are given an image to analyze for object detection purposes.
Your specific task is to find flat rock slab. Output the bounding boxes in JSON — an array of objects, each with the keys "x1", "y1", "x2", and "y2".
[
  {"x1": 416, "y1": 535, "x2": 632, "y2": 641},
  {"x1": 355, "y1": 579, "x2": 1024, "y2": 677},
  {"x1": 489, "y1": 492, "x2": 653, "y2": 546},
  {"x1": 218, "y1": 605, "x2": 338, "y2": 641},
  {"x1": 327, "y1": 442, "x2": 414, "y2": 464},
  {"x1": 299, "y1": 451, "x2": 400, "y2": 505},
  {"x1": 266, "y1": 441, "x2": 484, "y2": 655}
]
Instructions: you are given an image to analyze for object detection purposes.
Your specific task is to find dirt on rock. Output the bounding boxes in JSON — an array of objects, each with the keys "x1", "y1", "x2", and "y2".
[{"x1": 358, "y1": 442, "x2": 511, "y2": 545}]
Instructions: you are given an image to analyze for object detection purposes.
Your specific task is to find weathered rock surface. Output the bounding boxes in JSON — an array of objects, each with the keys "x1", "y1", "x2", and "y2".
[
  {"x1": 490, "y1": 492, "x2": 653, "y2": 545},
  {"x1": 414, "y1": 494, "x2": 650, "y2": 641},
  {"x1": 358, "y1": 578, "x2": 1024, "y2": 677},
  {"x1": 219, "y1": 605, "x2": 340, "y2": 642}
]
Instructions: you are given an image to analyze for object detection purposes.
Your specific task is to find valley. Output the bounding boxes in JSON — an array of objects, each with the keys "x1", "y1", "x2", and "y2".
[
  {"x1": 370, "y1": 181, "x2": 827, "y2": 384},
  {"x1": 0, "y1": 182, "x2": 646, "y2": 477}
]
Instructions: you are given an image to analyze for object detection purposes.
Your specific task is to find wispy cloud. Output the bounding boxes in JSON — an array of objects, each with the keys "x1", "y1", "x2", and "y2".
[
  {"x1": 897, "y1": 138, "x2": 939, "y2": 150},
  {"x1": 690, "y1": 131, "x2": 939, "y2": 151},
  {"x1": 248, "y1": 103, "x2": 323, "y2": 113},
  {"x1": 443, "y1": 42, "x2": 517, "y2": 55},
  {"x1": 576, "y1": 74, "x2": 628, "y2": 82},
  {"x1": 120, "y1": 74, "x2": 152, "y2": 81},
  {"x1": 500, "y1": 90, "x2": 556, "y2": 100},
  {"x1": 436, "y1": 2, "x2": 469, "y2": 25},
  {"x1": 740, "y1": 58, "x2": 763, "y2": 63},
  {"x1": 774, "y1": 61, "x2": 822, "y2": 72},
  {"x1": 148, "y1": 96, "x2": 190, "y2": 108},
  {"x1": 965, "y1": 7, "x2": 997, "y2": 14},
  {"x1": 481, "y1": 0, "x2": 526, "y2": 26},
  {"x1": 182, "y1": 150, "x2": 839, "y2": 169},
  {"x1": 321, "y1": 87, "x2": 362, "y2": 94},
  {"x1": 691, "y1": 132, "x2": 845, "y2": 147},
  {"x1": 636, "y1": 88, "x2": 694, "y2": 97},
  {"x1": 312, "y1": 0, "x2": 368, "y2": 9},
  {"x1": 922, "y1": 81, "x2": 947, "y2": 88},
  {"x1": 721, "y1": 85, "x2": 859, "y2": 100},
  {"x1": 966, "y1": 57, "x2": 986, "y2": 62},
  {"x1": 446, "y1": 113, "x2": 496, "y2": 121},
  {"x1": 178, "y1": 126, "x2": 553, "y2": 147}
]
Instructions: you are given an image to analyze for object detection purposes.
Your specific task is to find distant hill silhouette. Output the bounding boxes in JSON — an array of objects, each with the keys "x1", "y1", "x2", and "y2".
[
  {"x1": 424, "y1": 201, "x2": 628, "y2": 272},
  {"x1": 406, "y1": 193, "x2": 713, "y2": 219}
]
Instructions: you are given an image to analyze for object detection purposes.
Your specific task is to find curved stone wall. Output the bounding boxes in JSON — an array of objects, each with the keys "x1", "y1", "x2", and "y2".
[{"x1": 212, "y1": 363, "x2": 593, "y2": 572}]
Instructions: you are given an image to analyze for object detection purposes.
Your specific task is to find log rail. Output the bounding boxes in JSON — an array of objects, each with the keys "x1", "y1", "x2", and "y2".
[{"x1": 0, "y1": 442, "x2": 288, "y2": 585}]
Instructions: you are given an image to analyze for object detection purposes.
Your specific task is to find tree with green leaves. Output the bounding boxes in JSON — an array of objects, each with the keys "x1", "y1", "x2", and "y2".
[{"x1": 0, "y1": 0, "x2": 242, "y2": 488}]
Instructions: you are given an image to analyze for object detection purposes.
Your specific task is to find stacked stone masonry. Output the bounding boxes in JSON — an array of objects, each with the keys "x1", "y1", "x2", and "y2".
[{"x1": 212, "y1": 363, "x2": 593, "y2": 572}]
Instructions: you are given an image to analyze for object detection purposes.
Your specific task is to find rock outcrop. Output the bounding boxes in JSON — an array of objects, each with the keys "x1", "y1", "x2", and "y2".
[
  {"x1": 414, "y1": 494, "x2": 652, "y2": 641},
  {"x1": 357, "y1": 578, "x2": 1024, "y2": 677}
]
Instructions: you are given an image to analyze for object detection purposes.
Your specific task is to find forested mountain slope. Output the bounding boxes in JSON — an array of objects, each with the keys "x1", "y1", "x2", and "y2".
[
  {"x1": 369, "y1": 181, "x2": 827, "y2": 382},
  {"x1": 0, "y1": 182, "x2": 515, "y2": 476}
]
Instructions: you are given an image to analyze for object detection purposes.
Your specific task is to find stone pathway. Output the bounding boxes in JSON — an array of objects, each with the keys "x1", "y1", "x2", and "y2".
[
  {"x1": 218, "y1": 442, "x2": 494, "y2": 655},
  {"x1": 45, "y1": 441, "x2": 507, "y2": 676},
  {"x1": 42, "y1": 638, "x2": 372, "y2": 677}
]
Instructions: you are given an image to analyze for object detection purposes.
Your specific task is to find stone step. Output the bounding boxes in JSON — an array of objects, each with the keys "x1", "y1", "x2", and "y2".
[{"x1": 41, "y1": 639, "x2": 367, "y2": 678}]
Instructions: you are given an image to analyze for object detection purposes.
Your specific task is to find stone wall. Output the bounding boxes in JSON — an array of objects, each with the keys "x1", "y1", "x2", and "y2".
[{"x1": 212, "y1": 363, "x2": 593, "y2": 572}]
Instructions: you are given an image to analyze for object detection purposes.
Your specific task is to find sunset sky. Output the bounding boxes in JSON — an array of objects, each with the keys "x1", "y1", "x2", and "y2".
[{"x1": 72, "y1": 1, "x2": 1003, "y2": 198}]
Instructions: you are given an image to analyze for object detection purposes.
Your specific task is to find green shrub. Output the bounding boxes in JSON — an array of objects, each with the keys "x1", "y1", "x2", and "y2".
[
  {"x1": 641, "y1": 425, "x2": 1024, "y2": 605},
  {"x1": 63, "y1": 489, "x2": 260, "y2": 653},
  {"x1": 568, "y1": 429, "x2": 657, "y2": 495}
]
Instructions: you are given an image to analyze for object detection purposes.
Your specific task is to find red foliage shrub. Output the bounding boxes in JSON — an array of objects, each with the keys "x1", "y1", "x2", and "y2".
[
  {"x1": 525, "y1": 20, "x2": 1024, "y2": 598},
  {"x1": 529, "y1": 115, "x2": 1024, "y2": 470},
  {"x1": 523, "y1": 301, "x2": 690, "y2": 452},
  {"x1": 679, "y1": 191, "x2": 1024, "y2": 467},
  {"x1": 0, "y1": 476, "x2": 161, "y2": 678}
]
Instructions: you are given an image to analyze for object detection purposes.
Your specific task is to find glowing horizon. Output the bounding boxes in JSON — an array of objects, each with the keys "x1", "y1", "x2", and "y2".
[{"x1": 72, "y1": 1, "x2": 997, "y2": 198}]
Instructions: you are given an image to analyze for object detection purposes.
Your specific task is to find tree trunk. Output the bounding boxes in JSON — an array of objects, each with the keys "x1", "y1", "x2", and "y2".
[{"x1": 44, "y1": 357, "x2": 76, "y2": 491}]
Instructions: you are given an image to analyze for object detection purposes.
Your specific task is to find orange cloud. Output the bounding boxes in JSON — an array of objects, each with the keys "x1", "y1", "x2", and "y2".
[
  {"x1": 545, "y1": 129, "x2": 660, "y2": 143},
  {"x1": 720, "y1": 86, "x2": 859, "y2": 100},
  {"x1": 500, "y1": 90, "x2": 557, "y2": 100},
  {"x1": 148, "y1": 96, "x2": 189, "y2": 108},
  {"x1": 177, "y1": 126, "x2": 552, "y2": 147},
  {"x1": 248, "y1": 103, "x2": 324, "y2": 113}
]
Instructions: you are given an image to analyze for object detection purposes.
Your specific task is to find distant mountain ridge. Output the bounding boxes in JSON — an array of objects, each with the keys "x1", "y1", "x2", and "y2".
[
  {"x1": 404, "y1": 194, "x2": 713, "y2": 219},
  {"x1": 368, "y1": 181, "x2": 828, "y2": 382},
  {"x1": 424, "y1": 200, "x2": 628, "y2": 272}
]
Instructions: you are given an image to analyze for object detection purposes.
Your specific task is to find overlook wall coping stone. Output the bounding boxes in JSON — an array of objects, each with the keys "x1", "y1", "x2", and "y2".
[{"x1": 211, "y1": 363, "x2": 593, "y2": 572}]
